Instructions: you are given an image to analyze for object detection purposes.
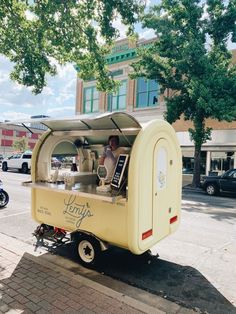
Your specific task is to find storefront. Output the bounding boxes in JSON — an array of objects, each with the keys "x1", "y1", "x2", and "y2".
[{"x1": 179, "y1": 129, "x2": 236, "y2": 176}]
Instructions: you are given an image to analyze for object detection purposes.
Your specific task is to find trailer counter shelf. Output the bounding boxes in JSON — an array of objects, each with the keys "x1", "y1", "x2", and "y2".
[{"x1": 30, "y1": 112, "x2": 182, "y2": 266}]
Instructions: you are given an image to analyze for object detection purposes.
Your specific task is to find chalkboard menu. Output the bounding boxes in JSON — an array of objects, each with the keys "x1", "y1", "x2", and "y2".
[{"x1": 111, "y1": 154, "x2": 129, "y2": 188}]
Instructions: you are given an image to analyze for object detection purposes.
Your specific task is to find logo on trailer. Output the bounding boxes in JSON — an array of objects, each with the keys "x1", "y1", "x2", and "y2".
[{"x1": 63, "y1": 195, "x2": 93, "y2": 228}]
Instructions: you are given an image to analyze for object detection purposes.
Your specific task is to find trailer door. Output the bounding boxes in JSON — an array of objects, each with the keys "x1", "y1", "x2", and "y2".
[{"x1": 153, "y1": 138, "x2": 170, "y2": 240}]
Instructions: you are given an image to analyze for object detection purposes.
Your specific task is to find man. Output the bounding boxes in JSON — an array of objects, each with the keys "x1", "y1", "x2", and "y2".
[{"x1": 99, "y1": 136, "x2": 125, "y2": 182}]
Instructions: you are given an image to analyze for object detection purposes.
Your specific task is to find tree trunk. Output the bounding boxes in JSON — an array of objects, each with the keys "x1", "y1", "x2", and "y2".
[
  {"x1": 192, "y1": 146, "x2": 202, "y2": 187},
  {"x1": 190, "y1": 114, "x2": 206, "y2": 188}
]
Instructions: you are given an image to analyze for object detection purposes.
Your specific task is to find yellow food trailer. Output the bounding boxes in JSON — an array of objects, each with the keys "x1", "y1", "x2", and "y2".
[{"x1": 31, "y1": 112, "x2": 182, "y2": 266}]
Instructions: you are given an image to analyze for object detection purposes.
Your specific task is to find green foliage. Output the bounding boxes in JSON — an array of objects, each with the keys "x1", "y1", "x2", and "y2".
[
  {"x1": 13, "y1": 136, "x2": 29, "y2": 152},
  {"x1": 0, "y1": 0, "x2": 144, "y2": 94},
  {"x1": 132, "y1": 0, "x2": 236, "y2": 186}
]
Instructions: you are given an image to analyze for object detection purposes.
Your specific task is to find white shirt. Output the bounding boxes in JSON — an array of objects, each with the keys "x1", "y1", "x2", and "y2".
[{"x1": 103, "y1": 146, "x2": 125, "y2": 182}]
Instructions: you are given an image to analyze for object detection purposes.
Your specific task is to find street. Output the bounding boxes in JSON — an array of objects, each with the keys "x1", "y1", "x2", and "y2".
[{"x1": 0, "y1": 171, "x2": 236, "y2": 313}]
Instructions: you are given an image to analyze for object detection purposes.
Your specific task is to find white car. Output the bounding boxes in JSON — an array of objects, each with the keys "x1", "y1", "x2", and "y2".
[{"x1": 2, "y1": 152, "x2": 32, "y2": 174}]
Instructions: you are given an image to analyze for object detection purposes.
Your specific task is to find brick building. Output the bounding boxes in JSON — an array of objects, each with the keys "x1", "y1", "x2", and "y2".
[
  {"x1": 75, "y1": 38, "x2": 236, "y2": 175},
  {"x1": 0, "y1": 124, "x2": 43, "y2": 156}
]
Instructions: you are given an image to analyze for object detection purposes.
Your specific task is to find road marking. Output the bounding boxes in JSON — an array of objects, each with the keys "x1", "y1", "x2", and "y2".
[{"x1": 0, "y1": 210, "x2": 29, "y2": 219}]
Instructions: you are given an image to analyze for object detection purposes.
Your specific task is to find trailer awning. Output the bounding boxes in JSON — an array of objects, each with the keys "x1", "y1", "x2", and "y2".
[
  {"x1": 1, "y1": 112, "x2": 142, "y2": 133},
  {"x1": 41, "y1": 112, "x2": 142, "y2": 132}
]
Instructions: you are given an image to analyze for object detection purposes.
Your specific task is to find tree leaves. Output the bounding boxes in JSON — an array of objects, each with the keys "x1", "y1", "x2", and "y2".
[
  {"x1": 0, "y1": 0, "x2": 144, "y2": 93},
  {"x1": 133, "y1": 0, "x2": 236, "y2": 186}
]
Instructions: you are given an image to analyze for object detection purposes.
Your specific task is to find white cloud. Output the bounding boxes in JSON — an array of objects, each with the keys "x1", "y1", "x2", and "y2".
[
  {"x1": 46, "y1": 105, "x2": 75, "y2": 117},
  {"x1": 12, "y1": 83, "x2": 24, "y2": 91},
  {"x1": 1, "y1": 111, "x2": 31, "y2": 121},
  {"x1": 0, "y1": 72, "x2": 9, "y2": 84},
  {"x1": 0, "y1": 55, "x2": 76, "y2": 119},
  {"x1": 42, "y1": 86, "x2": 54, "y2": 96},
  {"x1": 22, "y1": 103, "x2": 34, "y2": 108},
  {"x1": 139, "y1": 28, "x2": 156, "y2": 40},
  {"x1": 56, "y1": 63, "x2": 76, "y2": 79},
  {"x1": 0, "y1": 98, "x2": 14, "y2": 107},
  {"x1": 113, "y1": 17, "x2": 128, "y2": 39}
]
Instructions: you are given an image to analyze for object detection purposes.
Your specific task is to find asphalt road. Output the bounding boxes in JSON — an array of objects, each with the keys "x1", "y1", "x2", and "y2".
[{"x1": 0, "y1": 170, "x2": 236, "y2": 313}]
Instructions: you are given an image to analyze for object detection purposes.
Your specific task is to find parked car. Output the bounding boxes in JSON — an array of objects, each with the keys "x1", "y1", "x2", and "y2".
[
  {"x1": 182, "y1": 168, "x2": 194, "y2": 174},
  {"x1": 51, "y1": 157, "x2": 62, "y2": 169},
  {"x1": 200, "y1": 168, "x2": 236, "y2": 196},
  {"x1": 1, "y1": 151, "x2": 32, "y2": 174}
]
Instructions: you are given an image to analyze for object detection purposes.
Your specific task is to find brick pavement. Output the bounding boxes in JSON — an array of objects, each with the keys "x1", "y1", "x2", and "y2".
[{"x1": 0, "y1": 245, "x2": 163, "y2": 314}]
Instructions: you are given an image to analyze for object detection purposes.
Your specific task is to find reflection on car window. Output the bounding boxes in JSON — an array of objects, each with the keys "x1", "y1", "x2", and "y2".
[{"x1": 226, "y1": 170, "x2": 236, "y2": 178}]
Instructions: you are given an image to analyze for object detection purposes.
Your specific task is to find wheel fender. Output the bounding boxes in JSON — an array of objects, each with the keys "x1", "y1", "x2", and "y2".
[{"x1": 71, "y1": 230, "x2": 108, "y2": 251}]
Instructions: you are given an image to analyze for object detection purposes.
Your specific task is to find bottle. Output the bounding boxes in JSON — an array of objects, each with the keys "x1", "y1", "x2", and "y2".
[
  {"x1": 71, "y1": 157, "x2": 78, "y2": 172},
  {"x1": 52, "y1": 168, "x2": 59, "y2": 183}
]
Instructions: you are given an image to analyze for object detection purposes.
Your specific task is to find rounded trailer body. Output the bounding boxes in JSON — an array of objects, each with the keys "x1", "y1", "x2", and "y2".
[{"x1": 31, "y1": 112, "x2": 182, "y2": 255}]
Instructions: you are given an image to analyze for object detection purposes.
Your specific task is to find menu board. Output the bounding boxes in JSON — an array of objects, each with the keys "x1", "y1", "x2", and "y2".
[{"x1": 111, "y1": 154, "x2": 129, "y2": 189}]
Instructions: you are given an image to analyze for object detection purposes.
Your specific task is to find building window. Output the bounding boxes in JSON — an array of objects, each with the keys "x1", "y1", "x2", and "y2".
[
  {"x1": 2, "y1": 129, "x2": 13, "y2": 136},
  {"x1": 28, "y1": 142, "x2": 35, "y2": 149},
  {"x1": 1, "y1": 139, "x2": 13, "y2": 146},
  {"x1": 16, "y1": 131, "x2": 27, "y2": 137},
  {"x1": 136, "y1": 78, "x2": 158, "y2": 108},
  {"x1": 83, "y1": 86, "x2": 99, "y2": 113},
  {"x1": 108, "y1": 80, "x2": 127, "y2": 111},
  {"x1": 31, "y1": 133, "x2": 38, "y2": 140}
]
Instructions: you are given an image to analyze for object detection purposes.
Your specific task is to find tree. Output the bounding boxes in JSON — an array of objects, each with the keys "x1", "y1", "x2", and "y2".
[
  {"x1": 132, "y1": 0, "x2": 236, "y2": 187},
  {"x1": 0, "y1": 0, "x2": 144, "y2": 94},
  {"x1": 13, "y1": 136, "x2": 29, "y2": 152}
]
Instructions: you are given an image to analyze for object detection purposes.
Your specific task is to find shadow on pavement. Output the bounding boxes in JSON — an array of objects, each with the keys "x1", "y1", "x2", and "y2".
[
  {"x1": 182, "y1": 192, "x2": 236, "y2": 222},
  {"x1": 42, "y1": 240, "x2": 236, "y2": 314}
]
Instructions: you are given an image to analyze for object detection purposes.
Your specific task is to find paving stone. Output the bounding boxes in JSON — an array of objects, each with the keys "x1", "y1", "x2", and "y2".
[
  {"x1": 6, "y1": 289, "x2": 18, "y2": 298},
  {"x1": 26, "y1": 294, "x2": 42, "y2": 304},
  {"x1": 64, "y1": 307, "x2": 83, "y2": 314},
  {"x1": 0, "y1": 303, "x2": 9, "y2": 313},
  {"x1": 37, "y1": 300, "x2": 53, "y2": 311},
  {"x1": 17, "y1": 287, "x2": 31, "y2": 297},
  {"x1": 66, "y1": 299, "x2": 85, "y2": 310},
  {"x1": 78, "y1": 308, "x2": 96, "y2": 314},
  {"x1": 52, "y1": 299, "x2": 69, "y2": 310},
  {"x1": 36, "y1": 309, "x2": 48, "y2": 314},
  {"x1": 8, "y1": 301, "x2": 25, "y2": 311},
  {"x1": 14, "y1": 294, "x2": 29, "y2": 304},
  {"x1": 25, "y1": 301, "x2": 41, "y2": 312},
  {"x1": 2, "y1": 294, "x2": 14, "y2": 304}
]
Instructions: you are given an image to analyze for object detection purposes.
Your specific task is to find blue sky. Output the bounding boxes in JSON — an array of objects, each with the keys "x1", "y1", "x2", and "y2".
[
  {"x1": 0, "y1": 0, "x2": 235, "y2": 121},
  {"x1": 0, "y1": 56, "x2": 77, "y2": 121}
]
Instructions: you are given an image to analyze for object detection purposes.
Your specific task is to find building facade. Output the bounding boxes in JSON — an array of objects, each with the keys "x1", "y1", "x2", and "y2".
[
  {"x1": 75, "y1": 38, "x2": 236, "y2": 175},
  {"x1": 0, "y1": 124, "x2": 43, "y2": 156}
]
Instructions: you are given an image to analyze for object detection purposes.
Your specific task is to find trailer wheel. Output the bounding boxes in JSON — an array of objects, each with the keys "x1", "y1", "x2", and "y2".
[{"x1": 76, "y1": 235, "x2": 101, "y2": 267}]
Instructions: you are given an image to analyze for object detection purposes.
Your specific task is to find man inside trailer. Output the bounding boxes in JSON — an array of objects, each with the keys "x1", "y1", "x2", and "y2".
[{"x1": 99, "y1": 135, "x2": 125, "y2": 183}]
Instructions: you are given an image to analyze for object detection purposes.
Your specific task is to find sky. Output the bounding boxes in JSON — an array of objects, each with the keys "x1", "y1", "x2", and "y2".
[
  {"x1": 0, "y1": 57, "x2": 77, "y2": 121},
  {"x1": 0, "y1": 0, "x2": 235, "y2": 122}
]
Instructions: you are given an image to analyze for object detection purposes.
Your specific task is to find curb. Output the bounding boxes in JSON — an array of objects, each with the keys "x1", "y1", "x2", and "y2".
[{"x1": 182, "y1": 186, "x2": 204, "y2": 194}]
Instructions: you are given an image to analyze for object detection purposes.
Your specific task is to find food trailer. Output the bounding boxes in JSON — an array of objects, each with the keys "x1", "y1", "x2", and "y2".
[{"x1": 31, "y1": 112, "x2": 182, "y2": 266}]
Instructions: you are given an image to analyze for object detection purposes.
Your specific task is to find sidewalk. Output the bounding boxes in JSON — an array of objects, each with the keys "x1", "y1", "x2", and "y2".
[{"x1": 0, "y1": 234, "x2": 196, "y2": 314}]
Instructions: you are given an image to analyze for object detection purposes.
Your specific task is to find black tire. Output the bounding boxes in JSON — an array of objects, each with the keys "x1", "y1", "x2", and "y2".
[
  {"x1": 2, "y1": 162, "x2": 8, "y2": 172},
  {"x1": 21, "y1": 163, "x2": 28, "y2": 174},
  {"x1": 206, "y1": 183, "x2": 218, "y2": 196},
  {"x1": 0, "y1": 190, "x2": 9, "y2": 208},
  {"x1": 76, "y1": 234, "x2": 101, "y2": 267}
]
